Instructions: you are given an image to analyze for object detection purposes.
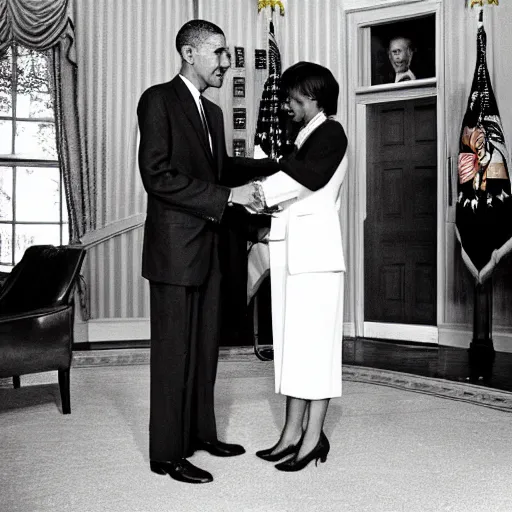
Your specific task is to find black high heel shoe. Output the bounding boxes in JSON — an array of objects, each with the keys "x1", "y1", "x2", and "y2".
[
  {"x1": 256, "y1": 437, "x2": 302, "y2": 462},
  {"x1": 275, "y1": 432, "x2": 330, "y2": 472}
]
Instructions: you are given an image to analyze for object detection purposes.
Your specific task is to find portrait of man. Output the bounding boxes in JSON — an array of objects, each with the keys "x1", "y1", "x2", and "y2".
[
  {"x1": 370, "y1": 15, "x2": 436, "y2": 86},
  {"x1": 388, "y1": 36, "x2": 416, "y2": 82}
]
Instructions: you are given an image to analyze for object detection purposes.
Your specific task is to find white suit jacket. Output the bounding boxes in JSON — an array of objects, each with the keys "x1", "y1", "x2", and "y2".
[{"x1": 262, "y1": 154, "x2": 348, "y2": 275}]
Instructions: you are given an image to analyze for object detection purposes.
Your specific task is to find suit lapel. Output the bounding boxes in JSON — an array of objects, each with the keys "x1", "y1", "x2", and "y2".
[{"x1": 172, "y1": 76, "x2": 215, "y2": 168}]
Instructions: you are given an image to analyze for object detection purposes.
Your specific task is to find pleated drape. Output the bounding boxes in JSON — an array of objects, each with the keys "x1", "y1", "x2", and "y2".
[
  {"x1": 0, "y1": 0, "x2": 92, "y2": 319},
  {"x1": 0, "y1": 0, "x2": 93, "y2": 244}
]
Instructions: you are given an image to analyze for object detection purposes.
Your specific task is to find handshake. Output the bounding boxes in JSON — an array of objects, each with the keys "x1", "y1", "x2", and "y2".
[{"x1": 229, "y1": 180, "x2": 281, "y2": 216}]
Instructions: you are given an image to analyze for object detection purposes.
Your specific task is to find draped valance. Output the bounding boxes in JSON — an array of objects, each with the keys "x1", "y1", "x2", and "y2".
[{"x1": 0, "y1": 0, "x2": 75, "y2": 62}]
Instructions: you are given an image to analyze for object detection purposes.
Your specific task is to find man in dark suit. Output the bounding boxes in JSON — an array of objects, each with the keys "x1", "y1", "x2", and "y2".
[{"x1": 137, "y1": 19, "x2": 262, "y2": 485}]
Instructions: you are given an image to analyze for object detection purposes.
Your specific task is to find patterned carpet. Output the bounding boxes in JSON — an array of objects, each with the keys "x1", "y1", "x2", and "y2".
[{"x1": 2, "y1": 352, "x2": 512, "y2": 511}]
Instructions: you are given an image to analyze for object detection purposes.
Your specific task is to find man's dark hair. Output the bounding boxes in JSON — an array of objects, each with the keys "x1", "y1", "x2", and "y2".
[
  {"x1": 176, "y1": 19, "x2": 224, "y2": 54},
  {"x1": 281, "y1": 61, "x2": 339, "y2": 116}
]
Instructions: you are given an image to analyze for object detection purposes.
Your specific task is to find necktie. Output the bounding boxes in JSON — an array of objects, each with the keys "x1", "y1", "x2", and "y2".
[{"x1": 199, "y1": 96, "x2": 212, "y2": 153}]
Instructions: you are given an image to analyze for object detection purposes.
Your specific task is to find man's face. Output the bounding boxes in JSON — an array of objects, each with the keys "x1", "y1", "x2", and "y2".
[
  {"x1": 388, "y1": 38, "x2": 413, "y2": 73},
  {"x1": 192, "y1": 33, "x2": 231, "y2": 90}
]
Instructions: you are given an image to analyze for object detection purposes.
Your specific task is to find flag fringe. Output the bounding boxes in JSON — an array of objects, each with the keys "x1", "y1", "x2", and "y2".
[
  {"x1": 257, "y1": 0, "x2": 285, "y2": 16},
  {"x1": 467, "y1": 0, "x2": 499, "y2": 8}
]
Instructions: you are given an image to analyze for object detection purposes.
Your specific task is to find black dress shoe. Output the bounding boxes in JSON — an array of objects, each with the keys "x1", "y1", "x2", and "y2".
[
  {"x1": 193, "y1": 440, "x2": 246, "y2": 457},
  {"x1": 256, "y1": 441, "x2": 300, "y2": 462},
  {"x1": 275, "y1": 432, "x2": 330, "y2": 472},
  {"x1": 150, "y1": 459, "x2": 213, "y2": 484},
  {"x1": 256, "y1": 431, "x2": 304, "y2": 462}
]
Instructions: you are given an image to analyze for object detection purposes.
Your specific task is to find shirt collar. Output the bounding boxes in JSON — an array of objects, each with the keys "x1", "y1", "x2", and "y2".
[
  {"x1": 179, "y1": 74, "x2": 201, "y2": 104},
  {"x1": 295, "y1": 111, "x2": 327, "y2": 149}
]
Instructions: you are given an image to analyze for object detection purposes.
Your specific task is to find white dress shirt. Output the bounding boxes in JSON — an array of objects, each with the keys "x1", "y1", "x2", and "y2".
[{"x1": 179, "y1": 74, "x2": 213, "y2": 151}]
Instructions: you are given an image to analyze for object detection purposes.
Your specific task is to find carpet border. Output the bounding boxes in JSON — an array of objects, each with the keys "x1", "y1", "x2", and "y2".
[{"x1": 67, "y1": 348, "x2": 512, "y2": 413}]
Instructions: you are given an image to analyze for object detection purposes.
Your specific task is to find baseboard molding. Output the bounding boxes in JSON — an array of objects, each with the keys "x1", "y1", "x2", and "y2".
[
  {"x1": 77, "y1": 319, "x2": 357, "y2": 344},
  {"x1": 86, "y1": 318, "x2": 150, "y2": 342},
  {"x1": 364, "y1": 322, "x2": 438, "y2": 344}
]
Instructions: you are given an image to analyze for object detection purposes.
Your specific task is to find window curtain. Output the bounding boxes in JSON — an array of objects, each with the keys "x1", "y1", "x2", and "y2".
[
  {"x1": 0, "y1": 0, "x2": 93, "y2": 319},
  {"x1": 0, "y1": 0, "x2": 94, "y2": 243}
]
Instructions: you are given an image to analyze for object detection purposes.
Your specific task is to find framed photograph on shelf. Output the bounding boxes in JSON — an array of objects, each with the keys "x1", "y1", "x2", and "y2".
[{"x1": 369, "y1": 14, "x2": 436, "y2": 86}]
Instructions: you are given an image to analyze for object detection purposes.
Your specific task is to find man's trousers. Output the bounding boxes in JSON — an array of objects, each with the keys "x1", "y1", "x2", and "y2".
[{"x1": 148, "y1": 256, "x2": 222, "y2": 462}]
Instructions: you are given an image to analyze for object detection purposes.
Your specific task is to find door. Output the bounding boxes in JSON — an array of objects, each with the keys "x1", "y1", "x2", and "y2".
[{"x1": 364, "y1": 97, "x2": 437, "y2": 327}]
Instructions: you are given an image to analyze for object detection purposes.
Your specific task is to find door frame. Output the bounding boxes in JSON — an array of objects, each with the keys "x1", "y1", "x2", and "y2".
[{"x1": 346, "y1": 0, "x2": 445, "y2": 344}]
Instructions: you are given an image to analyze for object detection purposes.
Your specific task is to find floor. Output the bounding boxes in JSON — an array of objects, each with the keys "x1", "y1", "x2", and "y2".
[
  {"x1": 342, "y1": 337, "x2": 512, "y2": 392},
  {"x1": 2, "y1": 359, "x2": 512, "y2": 512}
]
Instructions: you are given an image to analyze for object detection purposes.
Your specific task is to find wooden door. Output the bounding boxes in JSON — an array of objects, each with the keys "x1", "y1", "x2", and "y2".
[{"x1": 364, "y1": 97, "x2": 437, "y2": 325}]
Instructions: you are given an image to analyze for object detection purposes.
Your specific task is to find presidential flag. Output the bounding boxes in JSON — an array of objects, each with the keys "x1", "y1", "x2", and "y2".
[{"x1": 456, "y1": 10, "x2": 512, "y2": 283}]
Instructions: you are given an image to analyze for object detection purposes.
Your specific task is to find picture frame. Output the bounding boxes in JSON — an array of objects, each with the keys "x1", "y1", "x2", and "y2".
[
  {"x1": 234, "y1": 47, "x2": 245, "y2": 68},
  {"x1": 233, "y1": 108, "x2": 247, "y2": 130},
  {"x1": 369, "y1": 14, "x2": 436, "y2": 86},
  {"x1": 255, "y1": 49, "x2": 267, "y2": 70},
  {"x1": 233, "y1": 77, "x2": 246, "y2": 98},
  {"x1": 233, "y1": 138, "x2": 246, "y2": 157}
]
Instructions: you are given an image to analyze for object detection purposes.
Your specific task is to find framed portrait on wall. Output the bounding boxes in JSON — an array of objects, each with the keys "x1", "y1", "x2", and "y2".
[
  {"x1": 370, "y1": 14, "x2": 436, "y2": 86},
  {"x1": 233, "y1": 77, "x2": 246, "y2": 98},
  {"x1": 233, "y1": 138, "x2": 246, "y2": 157},
  {"x1": 233, "y1": 108, "x2": 247, "y2": 130}
]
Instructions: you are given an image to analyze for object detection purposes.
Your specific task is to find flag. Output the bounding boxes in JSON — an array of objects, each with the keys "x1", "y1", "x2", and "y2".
[
  {"x1": 455, "y1": 10, "x2": 512, "y2": 283},
  {"x1": 253, "y1": 20, "x2": 283, "y2": 160}
]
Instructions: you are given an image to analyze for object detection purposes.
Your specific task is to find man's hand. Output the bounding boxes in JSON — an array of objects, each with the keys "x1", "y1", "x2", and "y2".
[
  {"x1": 230, "y1": 181, "x2": 282, "y2": 215},
  {"x1": 230, "y1": 183, "x2": 264, "y2": 212}
]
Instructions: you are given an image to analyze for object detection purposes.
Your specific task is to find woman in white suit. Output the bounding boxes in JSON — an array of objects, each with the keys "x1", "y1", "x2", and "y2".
[{"x1": 254, "y1": 62, "x2": 348, "y2": 472}]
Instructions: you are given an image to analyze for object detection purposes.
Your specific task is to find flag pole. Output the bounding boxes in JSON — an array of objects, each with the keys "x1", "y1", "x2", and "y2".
[
  {"x1": 469, "y1": 278, "x2": 495, "y2": 382},
  {"x1": 252, "y1": 0, "x2": 285, "y2": 362}
]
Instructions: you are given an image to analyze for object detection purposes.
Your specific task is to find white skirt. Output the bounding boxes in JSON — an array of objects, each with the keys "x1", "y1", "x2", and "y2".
[{"x1": 270, "y1": 240, "x2": 344, "y2": 400}]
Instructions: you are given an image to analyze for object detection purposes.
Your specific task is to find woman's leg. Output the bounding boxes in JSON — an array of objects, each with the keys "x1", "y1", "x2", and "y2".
[
  {"x1": 296, "y1": 398, "x2": 330, "y2": 459},
  {"x1": 271, "y1": 395, "x2": 307, "y2": 454}
]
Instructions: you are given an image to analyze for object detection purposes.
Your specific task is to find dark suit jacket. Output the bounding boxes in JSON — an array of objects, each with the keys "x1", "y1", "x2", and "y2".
[{"x1": 137, "y1": 75, "x2": 232, "y2": 286}]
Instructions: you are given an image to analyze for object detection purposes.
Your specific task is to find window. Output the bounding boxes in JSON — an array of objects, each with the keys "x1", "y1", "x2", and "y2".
[{"x1": 0, "y1": 45, "x2": 68, "y2": 272}]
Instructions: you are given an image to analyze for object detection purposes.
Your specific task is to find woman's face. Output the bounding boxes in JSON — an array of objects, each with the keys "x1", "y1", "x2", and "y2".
[{"x1": 283, "y1": 89, "x2": 321, "y2": 125}]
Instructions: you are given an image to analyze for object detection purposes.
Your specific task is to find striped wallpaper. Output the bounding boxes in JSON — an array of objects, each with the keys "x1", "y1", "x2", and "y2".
[
  {"x1": 72, "y1": 0, "x2": 348, "y2": 321},
  {"x1": 73, "y1": 0, "x2": 193, "y2": 318}
]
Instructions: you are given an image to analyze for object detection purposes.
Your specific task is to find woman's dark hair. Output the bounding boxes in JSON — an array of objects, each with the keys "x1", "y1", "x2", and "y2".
[
  {"x1": 176, "y1": 20, "x2": 224, "y2": 54},
  {"x1": 280, "y1": 61, "x2": 339, "y2": 116}
]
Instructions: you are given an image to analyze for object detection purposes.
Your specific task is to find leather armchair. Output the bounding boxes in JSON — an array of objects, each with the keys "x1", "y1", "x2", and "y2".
[{"x1": 0, "y1": 245, "x2": 86, "y2": 414}]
